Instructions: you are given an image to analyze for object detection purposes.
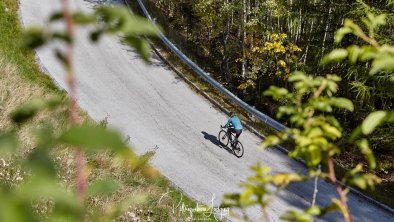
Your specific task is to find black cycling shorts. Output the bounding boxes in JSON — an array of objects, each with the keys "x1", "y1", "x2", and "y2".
[{"x1": 229, "y1": 128, "x2": 242, "y2": 138}]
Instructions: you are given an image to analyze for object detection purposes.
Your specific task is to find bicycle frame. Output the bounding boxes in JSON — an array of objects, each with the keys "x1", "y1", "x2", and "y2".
[{"x1": 225, "y1": 128, "x2": 237, "y2": 144}]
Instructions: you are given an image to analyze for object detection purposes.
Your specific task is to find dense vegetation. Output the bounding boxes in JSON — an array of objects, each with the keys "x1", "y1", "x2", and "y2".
[
  {"x1": 132, "y1": 0, "x2": 394, "y2": 196},
  {"x1": 222, "y1": 9, "x2": 394, "y2": 220}
]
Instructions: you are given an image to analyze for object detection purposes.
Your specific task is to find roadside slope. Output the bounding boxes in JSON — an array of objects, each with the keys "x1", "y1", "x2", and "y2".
[
  {"x1": 1, "y1": 1, "x2": 209, "y2": 220},
  {"x1": 19, "y1": 0, "x2": 393, "y2": 221}
]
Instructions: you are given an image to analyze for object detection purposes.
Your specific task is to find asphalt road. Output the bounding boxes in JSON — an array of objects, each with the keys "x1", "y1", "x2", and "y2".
[{"x1": 19, "y1": 0, "x2": 394, "y2": 221}]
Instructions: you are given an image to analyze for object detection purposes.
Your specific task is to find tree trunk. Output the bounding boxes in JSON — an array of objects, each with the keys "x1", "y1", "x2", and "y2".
[
  {"x1": 321, "y1": 4, "x2": 332, "y2": 56},
  {"x1": 222, "y1": 0, "x2": 230, "y2": 82},
  {"x1": 241, "y1": 0, "x2": 247, "y2": 78}
]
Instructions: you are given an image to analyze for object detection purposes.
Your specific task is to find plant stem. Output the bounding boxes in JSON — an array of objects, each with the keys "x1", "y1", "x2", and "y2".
[
  {"x1": 305, "y1": 80, "x2": 328, "y2": 128},
  {"x1": 62, "y1": 0, "x2": 87, "y2": 201},
  {"x1": 356, "y1": 31, "x2": 380, "y2": 48},
  {"x1": 328, "y1": 157, "x2": 353, "y2": 222},
  {"x1": 311, "y1": 165, "x2": 320, "y2": 207},
  {"x1": 262, "y1": 205, "x2": 270, "y2": 222}
]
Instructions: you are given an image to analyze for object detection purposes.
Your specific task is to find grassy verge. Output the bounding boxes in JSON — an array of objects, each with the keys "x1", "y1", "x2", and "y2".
[
  {"x1": 127, "y1": 0, "x2": 394, "y2": 209},
  {"x1": 0, "y1": 0, "x2": 59, "y2": 92},
  {"x1": 1, "y1": 0, "x2": 218, "y2": 221}
]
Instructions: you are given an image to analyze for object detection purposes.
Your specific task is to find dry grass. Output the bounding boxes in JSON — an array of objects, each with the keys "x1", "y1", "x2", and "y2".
[
  {"x1": 0, "y1": 55, "x2": 201, "y2": 221},
  {"x1": 0, "y1": 57, "x2": 40, "y2": 186},
  {"x1": 0, "y1": 57, "x2": 41, "y2": 127},
  {"x1": 0, "y1": 56, "x2": 68, "y2": 153}
]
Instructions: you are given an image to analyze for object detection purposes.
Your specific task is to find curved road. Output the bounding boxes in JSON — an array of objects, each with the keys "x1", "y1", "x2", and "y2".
[{"x1": 20, "y1": 0, "x2": 393, "y2": 221}]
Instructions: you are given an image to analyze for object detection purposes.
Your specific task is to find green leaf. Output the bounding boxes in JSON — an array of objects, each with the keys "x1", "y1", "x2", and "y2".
[
  {"x1": 387, "y1": 112, "x2": 394, "y2": 122},
  {"x1": 221, "y1": 194, "x2": 241, "y2": 208},
  {"x1": 307, "y1": 127, "x2": 323, "y2": 138},
  {"x1": 10, "y1": 99, "x2": 46, "y2": 123},
  {"x1": 331, "y1": 198, "x2": 350, "y2": 219},
  {"x1": 240, "y1": 186, "x2": 255, "y2": 206},
  {"x1": 0, "y1": 132, "x2": 18, "y2": 155},
  {"x1": 344, "y1": 19, "x2": 364, "y2": 38},
  {"x1": 35, "y1": 127, "x2": 55, "y2": 148},
  {"x1": 55, "y1": 49, "x2": 67, "y2": 67},
  {"x1": 370, "y1": 57, "x2": 394, "y2": 75},
  {"x1": 329, "y1": 98, "x2": 354, "y2": 111},
  {"x1": 350, "y1": 126, "x2": 362, "y2": 141},
  {"x1": 349, "y1": 173, "x2": 381, "y2": 190},
  {"x1": 308, "y1": 145, "x2": 322, "y2": 167},
  {"x1": 359, "y1": 46, "x2": 377, "y2": 61},
  {"x1": 321, "y1": 123, "x2": 342, "y2": 139},
  {"x1": 310, "y1": 98, "x2": 332, "y2": 112},
  {"x1": 281, "y1": 210, "x2": 312, "y2": 222},
  {"x1": 260, "y1": 135, "x2": 281, "y2": 149},
  {"x1": 72, "y1": 12, "x2": 96, "y2": 25},
  {"x1": 326, "y1": 74, "x2": 341, "y2": 82},
  {"x1": 369, "y1": 13, "x2": 387, "y2": 29},
  {"x1": 49, "y1": 12, "x2": 64, "y2": 22},
  {"x1": 123, "y1": 36, "x2": 151, "y2": 63},
  {"x1": 379, "y1": 45, "x2": 394, "y2": 55},
  {"x1": 25, "y1": 146, "x2": 57, "y2": 177},
  {"x1": 10, "y1": 96, "x2": 63, "y2": 124},
  {"x1": 321, "y1": 49, "x2": 348, "y2": 65},
  {"x1": 87, "y1": 179, "x2": 120, "y2": 197},
  {"x1": 46, "y1": 95, "x2": 63, "y2": 108},
  {"x1": 21, "y1": 27, "x2": 48, "y2": 49},
  {"x1": 288, "y1": 71, "x2": 307, "y2": 82},
  {"x1": 272, "y1": 173, "x2": 304, "y2": 187},
  {"x1": 351, "y1": 176, "x2": 367, "y2": 190},
  {"x1": 263, "y1": 86, "x2": 289, "y2": 100},
  {"x1": 95, "y1": 6, "x2": 159, "y2": 36},
  {"x1": 335, "y1": 27, "x2": 352, "y2": 44},
  {"x1": 362, "y1": 111, "x2": 387, "y2": 135},
  {"x1": 90, "y1": 30, "x2": 103, "y2": 42},
  {"x1": 121, "y1": 15, "x2": 160, "y2": 36},
  {"x1": 306, "y1": 206, "x2": 321, "y2": 216},
  {"x1": 278, "y1": 106, "x2": 296, "y2": 118},
  {"x1": 356, "y1": 139, "x2": 376, "y2": 169},
  {"x1": 52, "y1": 32, "x2": 72, "y2": 44},
  {"x1": 347, "y1": 45, "x2": 361, "y2": 63},
  {"x1": 58, "y1": 125, "x2": 128, "y2": 153},
  {"x1": 344, "y1": 164, "x2": 381, "y2": 190}
]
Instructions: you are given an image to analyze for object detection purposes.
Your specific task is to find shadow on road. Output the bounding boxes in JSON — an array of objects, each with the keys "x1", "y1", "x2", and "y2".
[{"x1": 201, "y1": 131, "x2": 233, "y2": 155}]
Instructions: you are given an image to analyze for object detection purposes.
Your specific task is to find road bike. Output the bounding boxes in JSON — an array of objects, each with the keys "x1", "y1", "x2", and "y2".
[{"x1": 218, "y1": 126, "x2": 244, "y2": 158}]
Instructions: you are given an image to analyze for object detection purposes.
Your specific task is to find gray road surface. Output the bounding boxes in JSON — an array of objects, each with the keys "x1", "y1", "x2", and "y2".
[{"x1": 19, "y1": 0, "x2": 393, "y2": 221}]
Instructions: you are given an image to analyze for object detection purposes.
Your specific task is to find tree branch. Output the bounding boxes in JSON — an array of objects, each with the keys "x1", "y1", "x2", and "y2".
[
  {"x1": 328, "y1": 157, "x2": 353, "y2": 222},
  {"x1": 62, "y1": 0, "x2": 87, "y2": 202}
]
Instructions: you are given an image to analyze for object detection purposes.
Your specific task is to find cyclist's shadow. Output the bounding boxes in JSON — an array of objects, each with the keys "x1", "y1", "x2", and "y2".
[{"x1": 201, "y1": 131, "x2": 233, "y2": 155}]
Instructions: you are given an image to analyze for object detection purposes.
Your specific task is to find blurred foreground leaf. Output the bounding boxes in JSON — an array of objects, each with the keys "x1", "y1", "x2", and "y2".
[{"x1": 58, "y1": 125, "x2": 128, "y2": 153}]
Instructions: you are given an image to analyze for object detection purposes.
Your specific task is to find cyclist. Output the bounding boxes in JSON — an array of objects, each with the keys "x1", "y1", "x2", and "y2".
[{"x1": 222, "y1": 112, "x2": 243, "y2": 144}]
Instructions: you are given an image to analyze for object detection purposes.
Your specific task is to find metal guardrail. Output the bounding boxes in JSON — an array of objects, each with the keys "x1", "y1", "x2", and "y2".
[{"x1": 132, "y1": 0, "x2": 288, "y2": 133}]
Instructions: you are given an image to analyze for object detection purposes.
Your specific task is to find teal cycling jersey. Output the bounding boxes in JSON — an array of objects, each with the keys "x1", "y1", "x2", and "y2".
[{"x1": 224, "y1": 116, "x2": 243, "y2": 130}]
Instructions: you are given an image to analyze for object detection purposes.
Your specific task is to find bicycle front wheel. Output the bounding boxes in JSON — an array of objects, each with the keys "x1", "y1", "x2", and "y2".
[
  {"x1": 218, "y1": 130, "x2": 229, "y2": 147},
  {"x1": 233, "y1": 141, "x2": 244, "y2": 158}
]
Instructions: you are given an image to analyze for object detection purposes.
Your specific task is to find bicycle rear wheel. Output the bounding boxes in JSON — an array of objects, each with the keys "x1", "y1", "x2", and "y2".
[
  {"x1": 233, "y1": 141, "x2": 244, "y2": 158},
  {"x1": 218, "y1": 130, "x2": 229, "y2": 147}
]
